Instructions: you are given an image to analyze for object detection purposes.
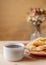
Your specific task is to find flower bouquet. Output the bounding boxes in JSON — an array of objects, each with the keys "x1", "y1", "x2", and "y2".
[{"x1": 27, "y1": 8, "x2": 46, "y2": 40}]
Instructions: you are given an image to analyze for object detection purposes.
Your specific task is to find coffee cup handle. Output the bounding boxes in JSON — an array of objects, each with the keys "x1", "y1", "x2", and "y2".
[{"x1": 24, "y1": 47, "x2": 30, "y2": 56}]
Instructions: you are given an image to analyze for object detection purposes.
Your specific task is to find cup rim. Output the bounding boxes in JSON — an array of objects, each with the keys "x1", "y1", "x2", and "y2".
[{"x1": 3, "y1": 42, "x2": 24, "y2": 49}]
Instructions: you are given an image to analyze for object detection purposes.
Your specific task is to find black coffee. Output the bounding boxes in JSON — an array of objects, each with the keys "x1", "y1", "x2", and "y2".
[{"x1": 6, "y1": 45, "x2": 22, "y2": 48}]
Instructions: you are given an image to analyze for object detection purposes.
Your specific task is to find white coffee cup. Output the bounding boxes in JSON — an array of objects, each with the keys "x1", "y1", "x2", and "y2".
[{"x1": 3, "y1": 42, "x2": 30, "y2": 61}]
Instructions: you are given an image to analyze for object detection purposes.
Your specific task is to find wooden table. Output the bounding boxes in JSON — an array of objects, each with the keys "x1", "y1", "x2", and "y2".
[{"x1": 0, "y1": 41, "x2": 46, "y2": 65}]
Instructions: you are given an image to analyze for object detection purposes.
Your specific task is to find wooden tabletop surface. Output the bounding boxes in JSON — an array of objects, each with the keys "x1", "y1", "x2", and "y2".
[{"x1": 0, "y1": 41, "x2": 46, "y2": 65}]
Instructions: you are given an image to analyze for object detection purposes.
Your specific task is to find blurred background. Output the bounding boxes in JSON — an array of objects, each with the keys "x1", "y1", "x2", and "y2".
[{"x1": 0, "y1": 0, "x2": 46, "y2": 40}]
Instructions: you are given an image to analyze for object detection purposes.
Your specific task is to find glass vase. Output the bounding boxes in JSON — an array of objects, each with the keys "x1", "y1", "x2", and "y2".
[{"x1": 30, "y1": 21, "x2": 42, "y2": 40}]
